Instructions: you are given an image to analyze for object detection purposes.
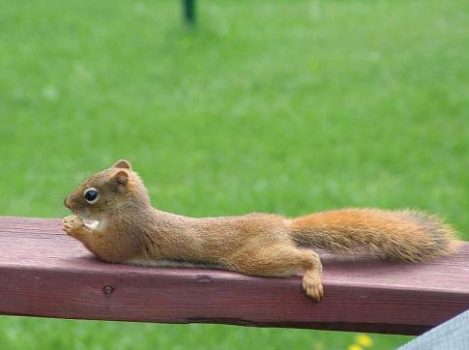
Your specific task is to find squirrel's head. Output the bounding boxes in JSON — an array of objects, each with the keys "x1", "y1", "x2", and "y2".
[{"x1": 64, "y1": 160, "x2": 150, "y2": 219}]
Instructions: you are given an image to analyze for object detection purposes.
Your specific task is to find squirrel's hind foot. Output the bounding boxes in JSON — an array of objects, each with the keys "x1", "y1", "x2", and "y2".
[{"x1": 302, "y1": 270, "x2": 324, "y2": 301}]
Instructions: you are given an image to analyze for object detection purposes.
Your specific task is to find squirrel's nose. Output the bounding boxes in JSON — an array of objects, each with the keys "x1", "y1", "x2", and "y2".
[{"x1": 64, "y1": 197, "x2": 71, "y2": 209}]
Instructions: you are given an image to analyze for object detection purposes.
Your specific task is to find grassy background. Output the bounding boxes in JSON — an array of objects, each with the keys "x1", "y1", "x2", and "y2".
[{"x1": 0, "y1": 0, "x2": 468, "y2": 349}]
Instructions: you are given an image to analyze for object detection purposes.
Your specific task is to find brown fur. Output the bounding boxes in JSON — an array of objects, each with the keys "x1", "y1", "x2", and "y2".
[{"x1": 63, "y1": 160, "x2": 458, "y2": 301}]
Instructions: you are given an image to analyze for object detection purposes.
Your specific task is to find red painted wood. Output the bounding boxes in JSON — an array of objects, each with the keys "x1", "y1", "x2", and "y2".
[{"x1": 0, "y1": 216, "x2": 468, "y2": 335}]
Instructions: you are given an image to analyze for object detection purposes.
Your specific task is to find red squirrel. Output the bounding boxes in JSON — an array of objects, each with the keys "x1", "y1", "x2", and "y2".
[{"x1": 63, "y1": 160, "x2": 458, "y2": 301}]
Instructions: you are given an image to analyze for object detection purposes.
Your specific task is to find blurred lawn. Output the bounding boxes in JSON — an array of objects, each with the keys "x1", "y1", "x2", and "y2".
[{"x1": 0, "y1": 0, "x2": 468, "y2": 349}]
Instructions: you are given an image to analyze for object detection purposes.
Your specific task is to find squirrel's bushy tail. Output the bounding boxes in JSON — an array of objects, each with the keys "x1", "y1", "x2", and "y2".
[{"x1": 287, "y1": 208, "x2": 458, "y2": 261}]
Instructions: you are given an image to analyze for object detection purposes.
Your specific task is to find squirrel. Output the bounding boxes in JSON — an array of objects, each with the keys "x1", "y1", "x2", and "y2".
[{"x1": 63, "y1": 160, "x2": 458, "y2": 301}]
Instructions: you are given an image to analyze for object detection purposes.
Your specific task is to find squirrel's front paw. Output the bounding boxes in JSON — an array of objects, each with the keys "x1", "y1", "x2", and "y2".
[
  {"x1": 302, "y1": 272, "x2": 324, "y2": 302},
  {"x1": 63, "y1": 215, "x2": 84, "y2": 236}
]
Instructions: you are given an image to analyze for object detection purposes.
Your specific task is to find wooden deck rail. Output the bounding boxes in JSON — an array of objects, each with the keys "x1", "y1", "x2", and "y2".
[{"x1": 0, "y1": 216, "x2": 468, "y2": 335}]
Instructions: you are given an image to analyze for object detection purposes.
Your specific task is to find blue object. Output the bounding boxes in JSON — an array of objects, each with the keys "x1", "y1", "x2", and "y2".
[{"x1": 399, "y1": 310, "x2": 469, "y2": 350}]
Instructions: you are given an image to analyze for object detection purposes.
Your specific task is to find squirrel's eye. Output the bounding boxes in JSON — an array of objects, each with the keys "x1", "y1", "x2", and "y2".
[{"x1": 84, "y1": 188, "x2": 99, "y2": 204}]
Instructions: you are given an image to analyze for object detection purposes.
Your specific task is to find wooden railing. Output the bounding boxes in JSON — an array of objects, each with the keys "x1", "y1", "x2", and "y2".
[{"x1": 0, "y1": 216, "x2": 468, "y2": 335}]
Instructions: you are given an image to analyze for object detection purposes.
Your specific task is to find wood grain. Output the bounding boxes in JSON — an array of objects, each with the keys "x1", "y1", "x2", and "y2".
[{"x1": 0, "y1": 216, "x2": 468, "y2": 334}]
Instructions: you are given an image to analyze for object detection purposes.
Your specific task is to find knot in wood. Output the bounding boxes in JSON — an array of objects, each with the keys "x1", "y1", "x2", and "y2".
[{"x1": 103, "y1": 285, "x2": 114, "y2": 295}]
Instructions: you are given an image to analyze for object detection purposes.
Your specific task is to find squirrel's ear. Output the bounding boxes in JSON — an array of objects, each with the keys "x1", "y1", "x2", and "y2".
[
  {"x1": 113, "y1": 159, "x2": 132, "y2": 170},
  {"x1": 111, "y1": 170, "x2": 129, "y2": 186}
]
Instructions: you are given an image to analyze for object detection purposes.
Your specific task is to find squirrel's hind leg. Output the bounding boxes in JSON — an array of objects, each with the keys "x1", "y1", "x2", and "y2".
[{"x1": 226, "y1": 245, "x2": 324, "y2": 301}]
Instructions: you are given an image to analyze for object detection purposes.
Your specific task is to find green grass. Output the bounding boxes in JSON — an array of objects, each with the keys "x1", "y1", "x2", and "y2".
[{"x1": 0, "y1": 0, "x2": 468, "y2": 349}]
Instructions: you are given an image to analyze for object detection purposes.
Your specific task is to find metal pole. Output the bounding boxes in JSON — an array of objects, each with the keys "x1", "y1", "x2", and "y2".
[{"x1": 182, "y1": 0, "x2": 196, "y2": 24}]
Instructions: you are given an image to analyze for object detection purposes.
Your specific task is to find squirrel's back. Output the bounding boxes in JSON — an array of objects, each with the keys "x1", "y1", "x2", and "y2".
[{"x1": 287, "y1": 208, "x2": 458, "y2": 261}]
